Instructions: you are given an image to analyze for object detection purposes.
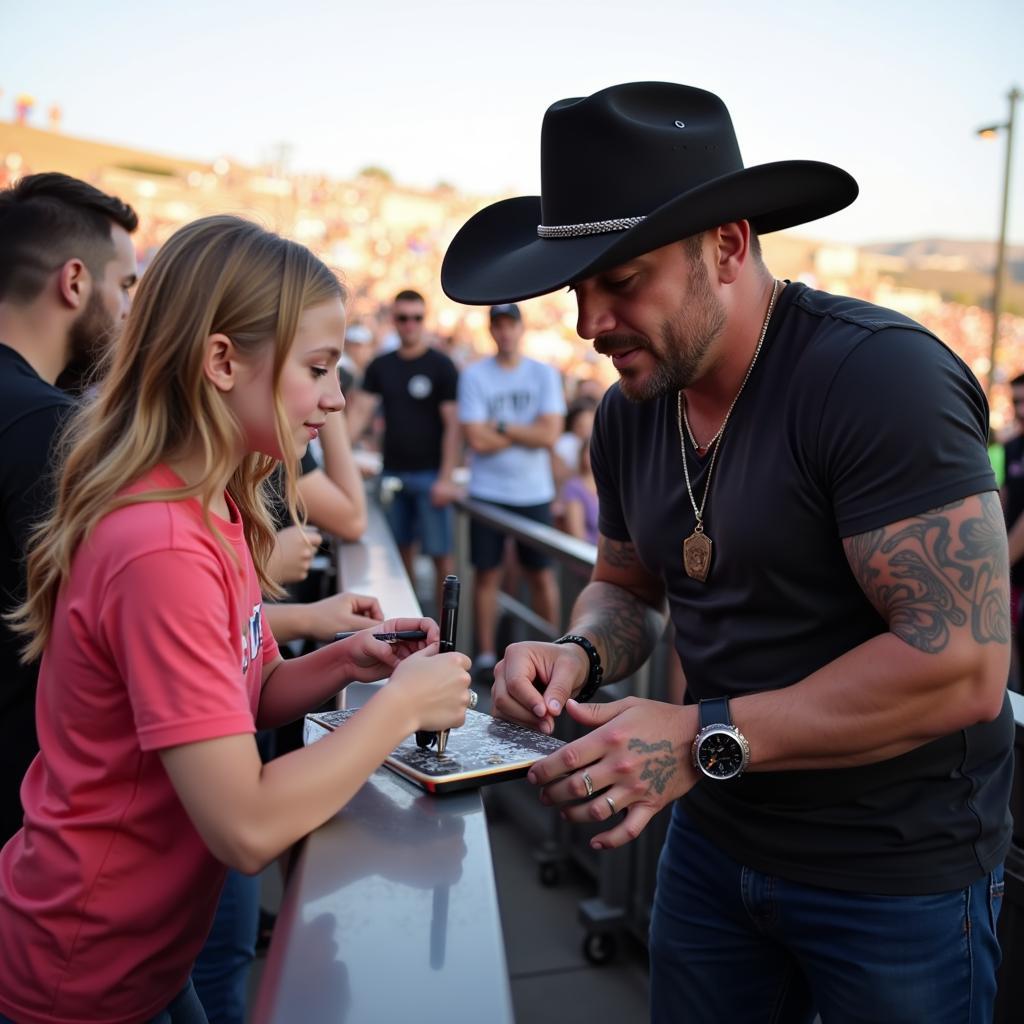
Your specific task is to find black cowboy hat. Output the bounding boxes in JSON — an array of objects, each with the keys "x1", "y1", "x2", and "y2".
[{"x1": 441, "y1": 82, "x2": 858, "y2": 305}]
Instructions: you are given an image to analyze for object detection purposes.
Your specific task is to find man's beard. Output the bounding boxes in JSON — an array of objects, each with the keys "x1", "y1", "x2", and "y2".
[
  {"x1": 59, "y1": 291, "x2": 117, "y2": 395},
  {"x1": 599, "y1": 258, "x2": 726, "y2": 403}
]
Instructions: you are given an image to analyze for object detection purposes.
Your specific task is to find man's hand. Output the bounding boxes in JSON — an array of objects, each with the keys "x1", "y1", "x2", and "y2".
[
  {"x1": 492, "y1": 640, "x2": 591, "y2": 734},
  {"x1": 305, "y1": 592, "x2": 384, "y2": 642},
  {"x1": 527, "y1": 697, "x2": 699, "y2": 850},
  {"x1": 429, "y1": 478, "x2": 461, "y2": 508}
]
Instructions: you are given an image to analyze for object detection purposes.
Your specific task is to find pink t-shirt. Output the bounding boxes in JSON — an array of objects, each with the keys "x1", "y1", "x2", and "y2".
[{"x1": 0, "y1": 466, "x2": 279, "y2": 1024}]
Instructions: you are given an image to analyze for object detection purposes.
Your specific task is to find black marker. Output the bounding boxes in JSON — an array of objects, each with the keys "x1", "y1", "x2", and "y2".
[
  {"x1": 334, "y1": 629, "x2": 429, "y2": 643},
  {"x1": 416, "y1": 575, "x2": 460, "y2": 753}
]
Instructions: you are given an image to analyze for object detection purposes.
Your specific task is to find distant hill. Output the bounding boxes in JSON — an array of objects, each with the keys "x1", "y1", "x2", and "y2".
[{"x1": 862, "y1": 238, "x2": 1024, "y2": 284}]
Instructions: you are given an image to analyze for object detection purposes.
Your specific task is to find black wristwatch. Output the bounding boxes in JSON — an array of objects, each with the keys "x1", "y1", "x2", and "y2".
[
  {"x1": 691, "y1": 697, "x2": 750, "y2": 781},
  {"x1": 495, "y1": 420, "x2": 507, "y2": 435},
  {"x1": 553, "y1": 634, "x2": 603, "y2": 702}
]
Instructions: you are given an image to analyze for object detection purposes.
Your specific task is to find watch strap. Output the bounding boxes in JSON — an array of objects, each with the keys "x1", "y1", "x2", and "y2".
[
  {"x1": 554, "y1": 634, "x2": 603, "y2": 702},
  {"x1": 698, "y1": 696, "x2": 732, "y2": 731}
]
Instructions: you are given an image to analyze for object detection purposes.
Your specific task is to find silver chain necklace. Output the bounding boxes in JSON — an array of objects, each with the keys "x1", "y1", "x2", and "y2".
[{"x1": 677, "y1": 278, "x2": 780, "y2": 583}]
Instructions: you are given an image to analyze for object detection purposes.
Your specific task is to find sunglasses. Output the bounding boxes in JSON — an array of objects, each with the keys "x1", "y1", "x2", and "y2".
[{"x1": 395, "y1": 313, "x2": 424, "y2": 323}]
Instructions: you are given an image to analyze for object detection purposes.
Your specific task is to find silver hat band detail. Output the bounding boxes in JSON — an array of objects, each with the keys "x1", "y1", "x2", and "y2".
[{"x1": 537, "y1": 215, "x2": 646, "y2": 239}]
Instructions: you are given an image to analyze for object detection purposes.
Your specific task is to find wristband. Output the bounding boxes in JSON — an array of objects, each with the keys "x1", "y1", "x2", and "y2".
[{"x1": 553, "y1": 634, "x2": 604, "y2": 702}]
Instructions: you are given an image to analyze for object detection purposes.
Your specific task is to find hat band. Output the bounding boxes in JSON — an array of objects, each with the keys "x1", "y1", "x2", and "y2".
[{"x1": 537, "y1": 215, "x2": 646, "y2": 239}]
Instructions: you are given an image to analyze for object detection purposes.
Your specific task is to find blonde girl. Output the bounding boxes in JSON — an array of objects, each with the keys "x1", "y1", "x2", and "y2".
[{"x1": 0, "y1": 216, "x2": 471, "y2": 1024}]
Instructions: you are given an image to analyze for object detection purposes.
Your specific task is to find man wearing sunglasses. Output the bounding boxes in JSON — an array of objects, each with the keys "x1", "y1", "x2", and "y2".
[{"x1": 349, "y1": 290, "x2": 461, "y2": 613}]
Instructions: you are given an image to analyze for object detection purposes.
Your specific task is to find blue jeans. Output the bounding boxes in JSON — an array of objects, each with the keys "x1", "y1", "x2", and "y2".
[
  {"x1": 0, "y1": 979, "x2": 208, "y2": 1024},
  {"x1": 649, "y1": 805, "x2": 1004, "y2": 1024},
  {"x1": 383, "y1": 469, "x2": 453, "y2": 556},
  {"x1": 191, "y1": 870, "x2": 260, "y2": 1024}
]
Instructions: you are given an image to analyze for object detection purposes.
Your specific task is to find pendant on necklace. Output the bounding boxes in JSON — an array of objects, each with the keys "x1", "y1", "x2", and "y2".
[{"x1": 683, "y1": 528, "x2": 712, "y2": 583}]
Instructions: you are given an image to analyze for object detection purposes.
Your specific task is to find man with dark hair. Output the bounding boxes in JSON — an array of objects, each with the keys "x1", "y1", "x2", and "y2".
[
  {"x1": 442, "y1": 82, "x2": 1012, "y2": 1022},
  {"x1": 0, "y1": 172, "x2": 138, "y2": 844},
  {"x1": 347, "y1": 289, "x2": 461, "y2": 613}
]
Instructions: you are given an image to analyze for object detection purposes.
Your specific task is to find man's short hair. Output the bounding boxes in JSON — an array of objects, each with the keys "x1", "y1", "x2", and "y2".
[
  {"x1": 394, "y1": 288, "x2": 425, "y2": 305},
  {"x1": 0, "y1": 172, "x2": 138, "y2": 304}
]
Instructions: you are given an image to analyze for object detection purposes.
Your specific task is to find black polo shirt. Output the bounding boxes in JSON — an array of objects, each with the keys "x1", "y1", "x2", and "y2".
[{"x1": 591, "y1": 282, "x2": 1012, "y2": 895}]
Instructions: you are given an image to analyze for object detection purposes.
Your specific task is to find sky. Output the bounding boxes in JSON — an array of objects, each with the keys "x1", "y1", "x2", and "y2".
[{"x1": 1, "y1": 0, "x2": 1022, "y2": 247}]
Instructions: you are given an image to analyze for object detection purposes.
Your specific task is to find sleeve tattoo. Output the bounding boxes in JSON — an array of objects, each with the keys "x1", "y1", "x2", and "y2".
[
  {"x1": 842, "y1": 492, "x2": 1010, "y2": 654},
  {"x1": 577, "y1": 538, "x2": 667, "y2": 681}
]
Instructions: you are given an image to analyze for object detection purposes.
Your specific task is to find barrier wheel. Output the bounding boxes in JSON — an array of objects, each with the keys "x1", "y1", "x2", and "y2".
[
  {"x1": 583, "y1": 930, "x2": 617, "y2": 965},
  {"x1": 538, "y1": 861, "x2": 561, "y2": 887}
]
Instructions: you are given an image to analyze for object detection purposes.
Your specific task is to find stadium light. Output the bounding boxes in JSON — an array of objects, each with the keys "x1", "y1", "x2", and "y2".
[{"x1": 976, "y1": 86, "x2": 1020, "y2": 400}]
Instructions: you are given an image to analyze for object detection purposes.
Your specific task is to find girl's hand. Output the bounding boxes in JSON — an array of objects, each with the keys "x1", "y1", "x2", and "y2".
[
  {"x1": 387, "y1": 644, "x2": 473, "y2": 733},
  {"x1": 341, "y1": 617, "x2": 439, "y2": 683},
  {"x1": 268, "y1": 525, "x2": 323, "y2": 585},
  {"x1": 306, "y1": 592, "x2": 384, "y2": 642}
]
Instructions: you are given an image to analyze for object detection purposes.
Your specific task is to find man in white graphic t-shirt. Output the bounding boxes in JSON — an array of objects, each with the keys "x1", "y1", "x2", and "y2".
[{"x1": 458, "y1": 303, "x2": 566, "y2": 679}]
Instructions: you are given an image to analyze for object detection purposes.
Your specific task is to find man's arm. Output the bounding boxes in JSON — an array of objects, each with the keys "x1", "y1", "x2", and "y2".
[
  {"x1": 734, "y1": 491, "x2": 1009, "y2": 770},
  {"x1": 492, "y1": 533, "x2": 667, "y2": 728},
  {"x1": 299, "y1": 411, "x2": 367, "y2": 541},
  {"x1": 463, "y1": 420, "x2": 512, "y2": 454},
  {"x1": 345, "y1": 389, "x2": 379, "y2": 446},
  {"x1": 502, "y1": 412, "x2": 563, "y2": 449},
  {"x1": 528, "y1": 492, "x2": 1011, "y2": 850},
  {"x1": 436, "y1": 400, "x2": 463, "y2": 483}
]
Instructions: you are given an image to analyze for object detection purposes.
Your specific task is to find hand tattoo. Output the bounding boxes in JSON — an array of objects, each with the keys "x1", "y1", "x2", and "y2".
[{"x1": 628, "y1": 737, "x2": 678, "y2": 795}]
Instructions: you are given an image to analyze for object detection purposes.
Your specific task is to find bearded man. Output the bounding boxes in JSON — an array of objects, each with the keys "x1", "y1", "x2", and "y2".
[{"x1": 442, "y1": 82, "x2": 1013, "y2": 1024}]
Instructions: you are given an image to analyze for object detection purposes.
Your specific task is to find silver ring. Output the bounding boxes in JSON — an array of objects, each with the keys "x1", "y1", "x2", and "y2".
[
  {"x1": 605, "y1": 795, "x2": 617, "y2": 815},
  {"x1": 468, "y1": 690, "x2": 478, "y2": 710},
  {"x1": 582, "y1": 772, "x2": 594, "y2": 797}
]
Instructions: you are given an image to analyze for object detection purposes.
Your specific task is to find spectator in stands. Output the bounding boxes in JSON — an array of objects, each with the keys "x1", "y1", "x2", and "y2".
[
  {"x1": 1002, "y1": 371, "x2": 1024, "y2": 689},
  {"x1": 0, "y1": 172, "x2": 137, "y2": 847},
  {"x1": 552, "y1": 396, "x2": 598, "y2": 490},
  {"x1": 458, "y1": 303, "x2": 566, "y2": 680},
  {"x1": 347, "y1": 289, "x2": 461, "y2": 613},
  {"x1": 338, "y1": 322, "x2": 375, "y2": 394},
  {"x1": 443, "y1": 81, "x2": 1012, "y2": 1024},
  {"x1": 561, "y1": 442, "x2": 599, "y2": 547},
  {"x1": 0, "y1": 216, "x2": 472, "y2": 1024}
]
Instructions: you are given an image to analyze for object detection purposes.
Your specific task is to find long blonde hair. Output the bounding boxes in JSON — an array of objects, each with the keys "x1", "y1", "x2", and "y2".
[{"x1": 11, "y1": 214, "x2": 344, "y2": 661}]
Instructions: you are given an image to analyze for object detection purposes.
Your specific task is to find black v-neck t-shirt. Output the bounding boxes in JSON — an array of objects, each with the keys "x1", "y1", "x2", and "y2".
[{"x1": 590, "y1": 282, "x2": 1012, "y2": 895}]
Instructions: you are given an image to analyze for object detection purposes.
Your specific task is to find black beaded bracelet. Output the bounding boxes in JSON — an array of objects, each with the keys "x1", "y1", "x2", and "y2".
[{"x1": 554, "y1": 634, "x2": 604, "y2": 702}]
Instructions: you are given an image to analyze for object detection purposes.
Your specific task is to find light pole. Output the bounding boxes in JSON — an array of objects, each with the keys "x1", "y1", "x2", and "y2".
[{"x1": 977, "y1": 85, "x2": 1020, "y2": 400}]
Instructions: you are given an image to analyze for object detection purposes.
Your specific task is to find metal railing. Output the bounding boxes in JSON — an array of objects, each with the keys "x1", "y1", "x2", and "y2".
[
  {"x1": 450, "y1": 494, "x2": 677, "y2": 962},
  {"x1": 252, "y1": 498, "x2": 515, "y2": 1023}
]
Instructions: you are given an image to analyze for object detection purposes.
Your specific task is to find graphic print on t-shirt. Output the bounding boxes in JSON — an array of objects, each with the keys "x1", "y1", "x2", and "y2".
[
  {"x1": 241, "y1": 602, "x2": 263, "y2": 674},
  {"x1": 486, "y1": 391, "x2": 534, "y2": 419},
  {"x1": 407, "y1": 374, "x2": 434, "y2": 399}
]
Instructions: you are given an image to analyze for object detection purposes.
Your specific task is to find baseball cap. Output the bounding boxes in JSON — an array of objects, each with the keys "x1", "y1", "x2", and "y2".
[
  {"x1": 489, "y1": 303, "x2": 521, "y2": 321},
  {"x1": 345, "y1": 324, "x2": 373, "y2": 345}
]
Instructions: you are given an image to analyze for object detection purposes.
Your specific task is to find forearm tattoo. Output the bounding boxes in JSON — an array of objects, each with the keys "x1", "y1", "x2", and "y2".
[
  {"x1": 573, "y1": 538, "x2": 666, "y2": 682},
  {"x1": 843, "y1": 492, "x2": 1010, "y2": 654},
  {"x1": 628, "y1": 737, "x2": 678, "y2": 795}
]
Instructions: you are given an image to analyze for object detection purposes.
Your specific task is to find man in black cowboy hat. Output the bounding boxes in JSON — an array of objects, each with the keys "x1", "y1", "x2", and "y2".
[{"x1": 442, "y1": 83, "x2": 1013, "y2": 1023}]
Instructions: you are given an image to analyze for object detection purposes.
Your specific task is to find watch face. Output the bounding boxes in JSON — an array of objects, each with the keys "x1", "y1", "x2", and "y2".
[{"x1": 696, "y1": 729, "x2": 745, "y2": 779}]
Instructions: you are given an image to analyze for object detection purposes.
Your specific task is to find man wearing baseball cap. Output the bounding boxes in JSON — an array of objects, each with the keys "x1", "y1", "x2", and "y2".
[
  {"x1": 443, "y1": 82, "x2": 1012, "y2": 1022},
  {"x1": 457, "y1": 301, "x2": 565, "y2": 681}
]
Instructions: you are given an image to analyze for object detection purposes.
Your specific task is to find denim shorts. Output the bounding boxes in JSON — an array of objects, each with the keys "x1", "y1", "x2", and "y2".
[
  {"x1": 383, "y1": 470, "x2": 453, "y2": 556},
  {"x1": 469, "y1": 500, "x2": 554, "y2": 571},
  {"x1": 649, "y1": 803, "x2": 1004, "y2": 1024}
]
